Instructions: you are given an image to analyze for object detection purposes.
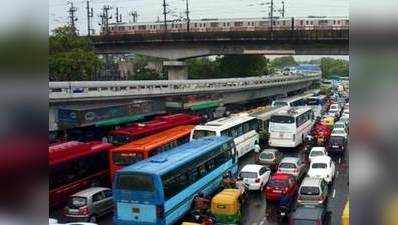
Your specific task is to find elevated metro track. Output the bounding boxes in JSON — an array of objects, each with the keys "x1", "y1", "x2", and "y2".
[{"x1": 49, "y1": 74, "x2": 321, "y2": 104}]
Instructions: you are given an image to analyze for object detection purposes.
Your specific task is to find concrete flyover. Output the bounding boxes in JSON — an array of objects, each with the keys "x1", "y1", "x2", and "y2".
[
  {"x1": 92, "y1": 29, "x2": 349, "y2": 59},
  {"x1": 49, "y1": 74, "x2": 320, "y2": 105}
]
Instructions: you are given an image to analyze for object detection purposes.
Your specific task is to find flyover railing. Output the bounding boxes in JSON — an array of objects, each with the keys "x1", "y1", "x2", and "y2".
[{"x1": 49, "y1": 74, "x2": 321, "y2": 101}]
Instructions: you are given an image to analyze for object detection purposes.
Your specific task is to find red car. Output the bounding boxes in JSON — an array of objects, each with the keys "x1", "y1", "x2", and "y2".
[{"x1": 264, "y1": 173, "x2": 298, "y2": 201}]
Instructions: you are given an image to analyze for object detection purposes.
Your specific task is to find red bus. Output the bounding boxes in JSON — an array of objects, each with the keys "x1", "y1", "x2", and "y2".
[
  {"x1": 49, "y1": 141, "x2": 113, "y2": 207},
  {"x1": 108, "y1": 113, "x2": 201, "y2": 145},
  {"x1": 109, "y1": 125, "x2": 195, "y2": 181}
]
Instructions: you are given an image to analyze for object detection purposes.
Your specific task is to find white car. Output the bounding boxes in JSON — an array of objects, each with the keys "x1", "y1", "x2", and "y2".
[
  {"x1": 239, "y1": 164, "x2": 271, "y2": 191},
  {"x1": 339, "y1": 113, "x2": 349, "y2": 125},
  {"x1": 328, "y1": 105, "x2": 340, "y2": 117},
  {"x1": 309, "y1": 147, "x2": 328, "y2": 162},
  {"x1": 331, "y1": 128, "x2": 348, "y2": 139},
  {"x1": 307, "y1": 156, "x2": 335, "y2": 183},
  {"x1": 334, "y1": 121, "x2": 348, "y2": 133}
]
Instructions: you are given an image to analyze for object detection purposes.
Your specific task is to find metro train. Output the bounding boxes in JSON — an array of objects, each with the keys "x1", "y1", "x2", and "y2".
[{"x1": 105, "y1": 17, "x2": 349, "y2": 35}]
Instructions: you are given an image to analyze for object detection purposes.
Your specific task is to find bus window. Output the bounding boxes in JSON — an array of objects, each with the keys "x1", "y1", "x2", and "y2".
[
  {"x1": 116, "y1": 173, "x2": 154, "y2": 192},
  {"x1": 112, "y1": 152, "x2": 144, "y2": 166},
  {"x1": 192, "y1": 130, "x2": 216, "y2": 139},
  {"x1": 270, "y1": 115, "x2": 295, "y2": 123}
]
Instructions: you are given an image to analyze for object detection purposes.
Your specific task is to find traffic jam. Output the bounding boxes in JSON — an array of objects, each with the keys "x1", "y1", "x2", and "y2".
[{"x1": 49, "y1": 84, "x2": 349, "y2": 225}]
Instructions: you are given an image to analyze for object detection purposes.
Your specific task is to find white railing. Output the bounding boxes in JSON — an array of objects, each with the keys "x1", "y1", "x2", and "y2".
[{"x1": 49, "y1": 74, "x2": 321, "y2": 101}]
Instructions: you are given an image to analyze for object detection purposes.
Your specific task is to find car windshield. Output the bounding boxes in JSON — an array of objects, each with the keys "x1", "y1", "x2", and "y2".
[
  {"x1": 68, "y1": 196, "x2": 87, "y2": 208},
  {"x1": 279, "y1": 162, "x2": 296, "y2": 169},
  {"x1": 300, "y1": 186, "x2": 320, "y2": 195},
  {"x1": 310, "y1": 151, "x2": 324, "y2": 157},
  {"x1": 268, "y1": 179, "x2": 288, "y2": 187},
  {"x1": 240, "y1": 172, "x2": 258, "y2": 179},
  {"x1": 333, "y1": 129, "x2": 345, "y2": 134},
  {"x1": 334, "y1": 124, "x2": 345, "y2": 129},
  {"x1": 260, "y1": 152, "x2": 274, "y2": 160},
  {"x1": 312, "y1": 163, "x2": 327, "y2": 169},
  {"x1": 292, "y1": 219, "x2": 318, "y2": 225},
  {"x1": 192, "y1": 130, "x2": 216, "y2": 139},
  {"x1": 330, "y1": 136, "x2": 345, "y2": 144}
]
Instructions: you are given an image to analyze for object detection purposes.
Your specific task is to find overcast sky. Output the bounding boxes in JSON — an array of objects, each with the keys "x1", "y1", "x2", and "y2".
[{"x1": 49, "y1": 0, "x2": 349, "y2": 35}]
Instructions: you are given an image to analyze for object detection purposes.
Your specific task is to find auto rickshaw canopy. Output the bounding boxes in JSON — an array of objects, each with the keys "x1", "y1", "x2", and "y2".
[{"x1": 211, "y1": 189, "x2": 241, "y2": 215}]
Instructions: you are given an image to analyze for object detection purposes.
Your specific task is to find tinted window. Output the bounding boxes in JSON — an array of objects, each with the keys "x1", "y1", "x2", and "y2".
[
  {"x1": 68, "y1": 196, "x2": 87, "y2": 208},
  {"x1": 112, "y1": 152, "x2": 144, "y2": 166},
  {"x1": 310, "y1": 151, "x2": 324, "y2": 157},
  {"x1": 270, "y1": 116, "x2": 294, "y2": 124},
  {"x1": 192, "y1": 130, "x2": 216, "y2": 139},
  {"x1": 268, "y1": 179, "x2": 288, "y2": 187},
  {"x1": 312, "y1": 163, "x2": 327, "y2": 169},
  {"x1": 279, "y1": 162, "x2": 297, "y2": 169},
  {"x1": 260, "y1": 152, "x2": 274, "y2": 160},
  {"x1": 116, "y1": 173, "x2": 154, "y2": 192},
  {"x1": 300, "y1": 186, "x2": 320, "y2": 195},
  {"x1": 329, "y1": 136, "x2": 345, "y2": 144},
  {"x1": 272, "y1": 101, "x2": 288, "y2": 107},
  {"x1": 292, "y1": 219, "x2": 317, "y2": 225},
  {"x1": 240, "y1": 172, "x2": 258, "y2": 179}
]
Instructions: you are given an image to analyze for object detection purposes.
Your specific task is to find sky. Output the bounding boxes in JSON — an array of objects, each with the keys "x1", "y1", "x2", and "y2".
[{"x1": 49, "y1": 0, "x2": 349, "y2": 35}]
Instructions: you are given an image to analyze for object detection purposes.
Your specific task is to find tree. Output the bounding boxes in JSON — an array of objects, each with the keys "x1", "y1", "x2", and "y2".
[
  {"x1": 320, "y1": 57, "x2": 349, "y2": 78},
  {"x1": 49, "y1": 26, "x2": 103, "y2": 81},
  {"x1": 187, "y1": 57, "x2": 221, "y2": 79},
  {"x1": 270, "y1": 56, "x2": 297, "y2": 69},
  {"x1": 217, "y1": 55, "x2": 270, "y2": 77}
]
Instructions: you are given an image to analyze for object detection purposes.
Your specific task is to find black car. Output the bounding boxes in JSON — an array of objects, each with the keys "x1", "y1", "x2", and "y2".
[
  {"x1": 289, "y1": 205, "x2": 331, "y2": 225},
  {"x1": 326, "y1": 135, "x2": 347, "y2": 155}
]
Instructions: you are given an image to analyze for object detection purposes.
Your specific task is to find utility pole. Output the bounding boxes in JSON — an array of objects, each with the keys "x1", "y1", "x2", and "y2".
[
  {"x1": 162, "y1": 0, "x2": 168, "y2": 32},
  {"x1": 185, "y1": 0, "x2": 190, "y2": 32},
  {"x1": 269, "y1": 0, "x2": 274, "y2": 31},
  {"x1": 115, "y1": 7, "x2": 122, "y2": 23},
  {"x1": 279, "y1": 1, "x2": 285, "y2": 18},
  {"x1": 67, "y1": 1, "x2": 78, "y2": 34},
  {"x1": 86, "y1": 1, "x2": 94, "y2": 36},
  {"x1": 130, "y1": 10, "x2": 138, "y2": 23},
  {"x1": 99, "y1": 5, "x2": 112, "y2": 35}
]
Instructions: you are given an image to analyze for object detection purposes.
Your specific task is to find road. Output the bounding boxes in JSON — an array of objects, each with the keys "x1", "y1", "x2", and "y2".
[{"x1": 94, "y1": 146, "x2": 348, "y2": 225}]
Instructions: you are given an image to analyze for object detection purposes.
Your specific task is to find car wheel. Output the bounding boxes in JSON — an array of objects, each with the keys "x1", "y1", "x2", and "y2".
[{"x1": 89, "y1": 215, "x2": 97, "y2": 223}]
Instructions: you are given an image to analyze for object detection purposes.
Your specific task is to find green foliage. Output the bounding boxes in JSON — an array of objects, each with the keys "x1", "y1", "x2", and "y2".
[
  {"x1": 270, "y1": 56, "x2": 297, "y2": 69},
  {"x1": 320, "y1": 57, "x2": 349, "y2": 78},
  {"x1": 187, "y1": 55, "x2": 270, "y2": 79},
  {"x1": 49, "y1": 26, "x2": 103, "y2": 81},
  {"x1": 127, "y1": 55, "x2": 164, "y2": 80}
]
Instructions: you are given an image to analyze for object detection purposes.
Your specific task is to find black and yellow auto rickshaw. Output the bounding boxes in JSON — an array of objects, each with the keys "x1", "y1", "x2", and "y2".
[{"x1": 210, "y1": 189, "x2": 242, "y2": 225}]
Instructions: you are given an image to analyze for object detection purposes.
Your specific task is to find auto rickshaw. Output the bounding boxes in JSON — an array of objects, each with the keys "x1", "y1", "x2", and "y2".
[
  {"x1": 322, "y1": 116, "x2": 335, "y2": 127},
  {"x1": 211, "y1": 189, "x2": 242, "y2": 225}
]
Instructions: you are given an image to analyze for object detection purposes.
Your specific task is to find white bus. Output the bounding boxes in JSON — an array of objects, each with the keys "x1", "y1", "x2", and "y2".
[
  {"x1": 268, "y1": 107, "x2": 315, "y2": 148},
  {"x1": 304, "y1": 96, "x2": 326, "y2": 119},
  {"x1": 190, "y1": 114, "x2": 259, "y2": 158},
  {"x1": 271, "y1": 93, "x2": 314, "y2": 108}
]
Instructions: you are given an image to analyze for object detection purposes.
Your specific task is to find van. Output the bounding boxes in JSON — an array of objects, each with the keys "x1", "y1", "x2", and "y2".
[{"x1": 297, "y1": 177, "x2": 329, "y2": 206}]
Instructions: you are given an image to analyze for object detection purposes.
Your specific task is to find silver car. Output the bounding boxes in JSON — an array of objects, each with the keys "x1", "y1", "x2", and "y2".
[
  {"x1": 64, "y1": 187, "x2": 113, "y2": 223},
  {"x1": 277, "y1": 157, "x2": 307, "y2": 181}
]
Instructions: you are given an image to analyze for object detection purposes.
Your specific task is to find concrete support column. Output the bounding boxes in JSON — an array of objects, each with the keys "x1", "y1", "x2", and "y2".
[{"x1": 163, "y1": 60, "x2": 188, "y2": 80}]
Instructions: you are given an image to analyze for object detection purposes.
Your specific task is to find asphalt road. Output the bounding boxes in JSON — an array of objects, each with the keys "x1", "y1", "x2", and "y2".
[{"x1": 92, "y1": 145, "x2": 348, "y2": 225}]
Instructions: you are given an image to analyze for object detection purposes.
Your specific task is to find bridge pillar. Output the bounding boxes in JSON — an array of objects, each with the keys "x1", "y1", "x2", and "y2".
[{"x1": 163, "y1": 61, "x2": 188, "y2": 80}]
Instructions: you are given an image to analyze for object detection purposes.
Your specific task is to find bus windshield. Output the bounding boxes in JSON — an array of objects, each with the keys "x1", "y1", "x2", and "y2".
[
  {"x1": 270, "y1": 115, "x2": 295, "y2": 124},
  {"x1": 112, "y1": 152, "x2": 144, "y2": 166},
  {"x1": 116, "y1": 173, "x2": 155, "y2": 192},
  {"x1": 192, "y1": 130, "x2": 216, "y2": 139},
  {"x1": 272, "y1": 101, "x2": 289, "y2": 107},
  {"x1": 305, "y1": 98, "x2": 321, "y2": 106}
]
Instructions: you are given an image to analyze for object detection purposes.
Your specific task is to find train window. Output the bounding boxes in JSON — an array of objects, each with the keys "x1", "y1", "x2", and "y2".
[
  {"x1": 283, "y1": 21, "x2": 286, "y2": 25},
  {"x1": 194, "y1": 23, "x2": 197, "y2": 28},
  {"x1": 227, "y1": 22, "x2": 230, "y2": 26},
  {"x1": 337, "y1": 20, "x2": 341, "y2": 24},
  {"x1": 223, "y1": 23, "x2": 226, "y2": 26},
  {"x1": 306, "y1": 21, "x2": 309, "y2": 25},
  {"x1": 211, "y1": 22, "x2": 219, "y2": 28},
  {"x1": 310, "y1": 21, "x2": 313, "y2": 25},
  {"x1": 334, "y1": 20, "x2": 336, "y2": 25},
  {"x1": 234, "y1": 21, "x2": 243, "y2": 27},
  {"x1": 138, "y1": 25, "x2": 146, "y2": 30},
  {"x1": 260, "y1": 21, "x2": 268, "y2": 26},
  {"x1": 300, "y1": 20, "x2": 303, "y2": 25}
]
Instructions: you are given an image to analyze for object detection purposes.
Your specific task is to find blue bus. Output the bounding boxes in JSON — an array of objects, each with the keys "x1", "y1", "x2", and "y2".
[{"x1": 113, "y1": 136, "x2": 238, "y2": 225}]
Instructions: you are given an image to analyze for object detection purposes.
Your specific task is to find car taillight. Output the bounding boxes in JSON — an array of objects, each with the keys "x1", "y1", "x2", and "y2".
[
  {"x1": 78, "y1": 206, "x2": 90, "y2": 215},
  {"x1": 255, "y1": 178, "x2": 260, "y2": 183},
  {"x1": 156, "y1": 205, "x2": 164, "y2": 218}
]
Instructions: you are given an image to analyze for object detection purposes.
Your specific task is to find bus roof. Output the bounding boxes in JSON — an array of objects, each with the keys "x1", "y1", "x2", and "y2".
[
  {"x1": 193, "y1": 115, "x2": 255, "y2": 132},
  {"x1": 251, "y1": 106, "x2": 290, "y2": 121},
  {"x1": 119, "y1": 136, "x2": 232, "y2": 176},
  {"x1": 49, "y1": 141, "x2": 113, "y2": 166},
  {"x1": 273, "y1": 106, "x2": 312, "y2": 117},
  {"x1": 111, "y1": 125, "x2": 195, "y2": 153},
  {"x1": 110, "y1": 114, "x2": 201, "y2": 136}
]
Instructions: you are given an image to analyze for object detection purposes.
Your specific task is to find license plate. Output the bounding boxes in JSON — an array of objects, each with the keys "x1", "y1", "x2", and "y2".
[
  {"x1": 274, "y1": 190, "x2": 282, "y2": 193},
  {"x1": 281, "y1": 212, "x2": 286, "y2": 216},
  {"x1": 132, "y1": 208, "x2": 140, "y2": 213},
  {"x1": 69, "y1": 209, "x2": 79, "y2": 214}
]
